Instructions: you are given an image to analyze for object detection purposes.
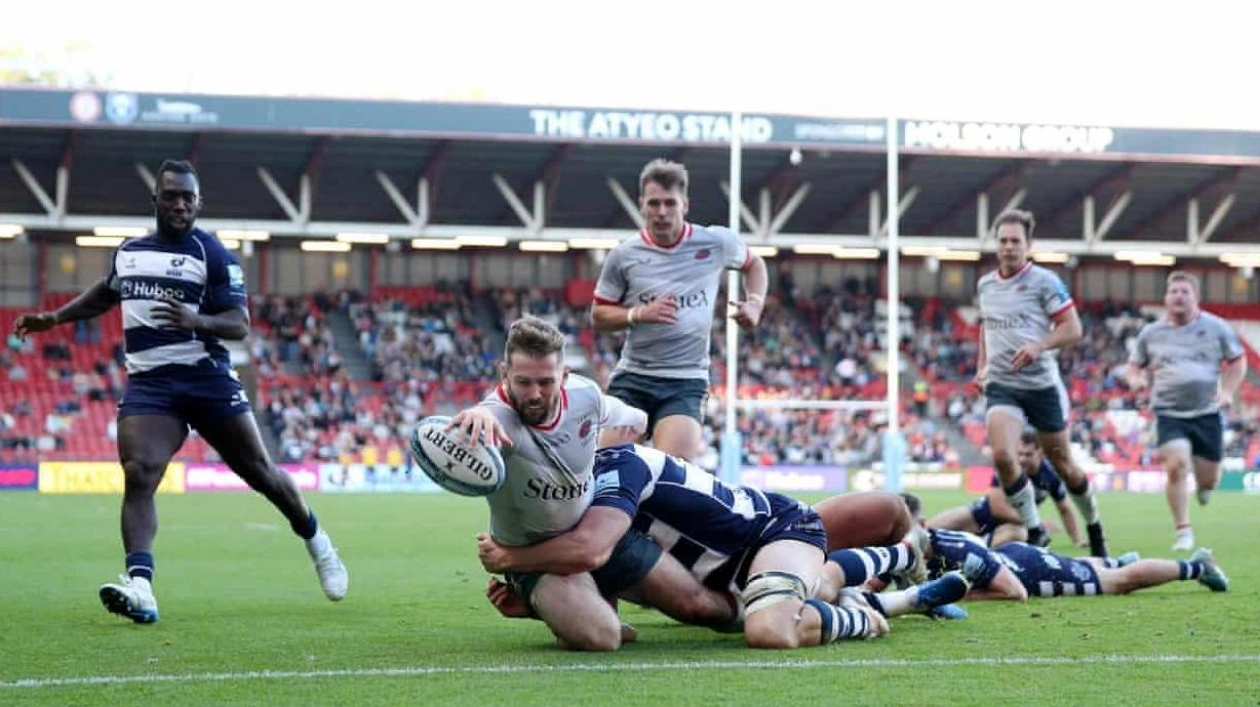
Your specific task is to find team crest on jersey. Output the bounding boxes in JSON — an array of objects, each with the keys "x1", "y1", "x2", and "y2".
[
  {"x1": 579, "y1": 418, "x2": 593, "y2": 439},
  {"x1": 694, "y1": 248, "x2": 711, "y2": 260},
  {"x1": 1016, "y1": 284, "x2": 1027, "y2": 292}
]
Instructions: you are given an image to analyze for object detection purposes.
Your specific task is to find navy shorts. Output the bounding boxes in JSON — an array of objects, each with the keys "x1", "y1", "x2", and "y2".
[
  {"x1": 717, "y1": 493, "x2": 828, "y2": 592},
  {"x1": 118, "y1": 359, "x2": 252, "y2": 430},
  {"x1": 969, "y1": 497, "x2": 999, "y2": 542},
  {"x1": 606, "y1": 371, "x2": 708, "y2": 433},
  {"x1": 984, "y1": 382, "x2": 1069, "y2": 433},
  {"x1": 506, "y1": 527, "x2": 663, "y2": 605},
  {"x1": 1156, "y1": 413, "x2": 1224, "y2": 463}
]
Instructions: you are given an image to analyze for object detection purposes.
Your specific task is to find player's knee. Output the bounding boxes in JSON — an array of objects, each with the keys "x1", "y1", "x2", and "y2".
[
  {"x1": 121, "y1": 457, "x2": 167, "y2": 490},
  {"x1": 557, "y1": 618, "x2": 623, "y2": 652},
  {"x1": 991, "y1": 446, "x2": 1017, "y2": 470},
  {"x1": 743, "y1": 612, "x2": 800, "y2": 650}
]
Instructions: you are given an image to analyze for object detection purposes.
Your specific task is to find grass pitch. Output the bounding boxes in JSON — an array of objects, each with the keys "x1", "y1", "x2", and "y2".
[{"x1": 1, "y1": 489, "x2": 1257, "y2": 706}]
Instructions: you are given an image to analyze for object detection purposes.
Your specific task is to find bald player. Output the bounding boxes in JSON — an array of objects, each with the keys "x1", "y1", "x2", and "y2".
[
  {"x1": 592, "y1": 158, "x2": 768, "y2": 460},
  {"x1": 976, "y1": 209, "x2": 1108, "y2": 557},
  {"x1": 1126, "y1": 271, "x2": 1246, "y2": 551},
  {"x1": 448, "y1": 316, "x2": 735, "y2": 651}
]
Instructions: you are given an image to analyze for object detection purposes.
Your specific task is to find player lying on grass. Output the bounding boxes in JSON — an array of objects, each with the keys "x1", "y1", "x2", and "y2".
[
  {"x1": 478, "y1": 444, "x2": 969, "y2": 649},
  {"x1": 904, "y1": 494, "x2": 1228, "y2": 601},
  {"x1": 928, "y1": 431, "x2": 1084, "y2": 549}
]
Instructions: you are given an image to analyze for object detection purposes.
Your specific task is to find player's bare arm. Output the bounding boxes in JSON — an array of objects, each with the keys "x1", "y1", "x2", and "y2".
[
  {"x1": 12, "y1": 277, "x2": 118, "y2": 339},
  {"x1": 1053, "y1": 498, "x2": 1086, "y2": 547},
  {"x1": 476, "y1": 506, "x2": 631, "y2": 575},
  {"x1": 974, "y1": 331, "x2": 988, "y2": 387},
  {"x1": 447, "y1": 406, "x2": 513, "y2": 448},
  {"x1": 965, "y1": 565, "x2": 1028, "y2": 602},
  {"x1": 1012, "y1": 306, "x2": 1082, "y2": 371},
  {"x1": 592, "y1": 295, "x2": 679, "y2": 331},
  {"x1": 729, "y1": 251, "x2": 769, "y2": 330},
  {"x1": 1218, "y1": 354, "x2": 1246, "y2": 409},
  {"x1": 1124, "y1": 362, "x2": 1149, "y2": 391},
  {"x1": 150, "y1": 302, "x2": 250, "y2": 340}
]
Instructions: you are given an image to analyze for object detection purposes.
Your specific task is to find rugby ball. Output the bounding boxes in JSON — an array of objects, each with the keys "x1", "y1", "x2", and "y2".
[{"x1": 410, "y1": 415, "x2": 506, "y2": 497}]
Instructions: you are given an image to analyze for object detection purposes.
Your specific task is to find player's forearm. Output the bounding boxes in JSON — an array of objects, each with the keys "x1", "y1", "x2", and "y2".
[
  {"x1": 1041, "y1": 315, "x2": 1083, "y2": 351},
  {"x1": 742, "y1": 254, "x2": 768, "y2": 304},
  {"x1": 592, "y1": 304, "x2": 637, "y2": 333},
  {"x1": 1124, "y1": 364, "x2": 1147, "y2": 390},
  {"x1": 1221, "y1": 358, "x2": 1246, "y2": 397},
  {"x1": 195, "y1": 308, "x2": 250, "y2": 340},
  {"x1": 52, "y1": 279, "x2": 117, "y2": 324},
  {"x1": 499, "y1": 509, "x2": 629, "y2": 574},
  {"x1": 1057, "y1": 501, "x2": 1083, "y2": 544}
]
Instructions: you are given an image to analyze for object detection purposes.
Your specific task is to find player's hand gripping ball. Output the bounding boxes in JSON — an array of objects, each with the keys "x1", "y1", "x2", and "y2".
[{"x1": 410, "y1": 415, "x2": 506, "y2": 496}]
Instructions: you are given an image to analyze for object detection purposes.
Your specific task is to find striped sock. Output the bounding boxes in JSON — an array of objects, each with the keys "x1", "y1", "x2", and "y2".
[
  {"x1": 1178, "y1": 561, "x2": 1203, "y2": 580},
  {"x1": 827, "y1": 545, "x2": 911, "y2": 586},
  {"x1": 804, "y1": 600, "x2": 872, "y2": 644},
  {"x1": 126, "y1": 551, "x2": 154, "y2": 583}
]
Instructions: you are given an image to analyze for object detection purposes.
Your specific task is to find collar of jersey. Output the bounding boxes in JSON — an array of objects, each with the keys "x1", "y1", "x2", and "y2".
[
  {"x1": 638, "y1": 222, "x2": 694, "y2": 250},
  {"x1": 997, "y1": 260, "x2": 1033, "y2": 281}
]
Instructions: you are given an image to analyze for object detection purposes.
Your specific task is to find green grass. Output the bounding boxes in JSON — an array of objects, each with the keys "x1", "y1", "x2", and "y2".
[{"x1": 1, "y1": 490, "x2": 1258, "y2": 706}]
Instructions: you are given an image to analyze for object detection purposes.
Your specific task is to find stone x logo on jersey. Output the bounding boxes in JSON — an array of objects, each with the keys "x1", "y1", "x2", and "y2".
[
  {"x1": 579, "y1": 418, "x2": 593, "y2": 439},
  {"x1": 694, "y1": 248, "x2": 711, "y2": 260}
]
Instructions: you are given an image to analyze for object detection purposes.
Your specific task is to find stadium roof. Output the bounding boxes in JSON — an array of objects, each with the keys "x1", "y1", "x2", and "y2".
[{"x1": 1, "y1": 88, "x2": 1259, "y2": 260}]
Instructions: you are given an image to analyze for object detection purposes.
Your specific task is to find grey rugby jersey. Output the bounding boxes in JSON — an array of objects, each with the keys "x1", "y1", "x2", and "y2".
[
  {"x1": 1130, "y1": 311, "x2": 1244, "y2": 418},
  {"x1": 480, "y1": 374, "x2": 646, "y2": 546},
  {"x1": 594, "y1": 223, "x2": 750, "y2": 380},
  {"x1": 977, "y1": 262, "x2": 1074, "y2": 390}
]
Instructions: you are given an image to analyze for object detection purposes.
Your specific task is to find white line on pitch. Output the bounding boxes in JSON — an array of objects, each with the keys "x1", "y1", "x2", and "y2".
[{"x1": 4, "y1": 653, "x2": 1258, "y2": 689}]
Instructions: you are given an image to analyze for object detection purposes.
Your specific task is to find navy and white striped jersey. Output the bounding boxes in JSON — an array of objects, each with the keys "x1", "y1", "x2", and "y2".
[
  {"x1": 592, "y1": 444, "x2": 790, "y2": 588},
  {"x1": 106, "y1": 228, "x2": 247, "y2": 376},
  {"x1": 927, "y1": 528, "x2": 1003, "y2": 589}
]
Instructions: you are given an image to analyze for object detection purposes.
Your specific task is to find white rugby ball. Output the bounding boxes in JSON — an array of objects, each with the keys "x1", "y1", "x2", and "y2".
[{"x1": 410, "y1": 415, "x2": 506, "y2": 497}]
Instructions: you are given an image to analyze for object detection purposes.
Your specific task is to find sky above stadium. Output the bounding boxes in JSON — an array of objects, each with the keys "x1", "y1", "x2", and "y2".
[{"x1": 3, "y1": 0, "x2": 1250, "y2": 131}]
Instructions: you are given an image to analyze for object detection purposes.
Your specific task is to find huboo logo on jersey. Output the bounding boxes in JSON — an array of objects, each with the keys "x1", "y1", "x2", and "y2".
[
  {"x1": 903, "y1": 121, "x2": 1115, "y2": 154},
  {"x1": 529, "y1": 109, "x2": 773, "y2": 144},
  {"x1": 120, "y1": 279, "x2": 186, "y2": 301}
]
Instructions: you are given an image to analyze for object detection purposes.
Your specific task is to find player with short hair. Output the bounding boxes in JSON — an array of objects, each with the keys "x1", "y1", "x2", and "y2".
[
  {"x1": 12, "y1": 159, "x2": 347, "y2": 623},
  {"x1": 903, "y1": 493, "x2": 1228, "y2": 601},
  {"x1": 929, "y1": 431, "x2": 1084, "y2": 549},
  {"x1": 1126, "y1": 271, "x2": 1246, "y2": 551},
  {"x1": 975, "y1": 209, "x2": 1108, "y2": 557},
  {"x1": 448, "y1": 316, "x2": 736, "y2": 651},
  {"x1": 591, "y1": 159, "x2": 768, "y2": 460},
  {"x1": 478, "y1": 445, "x2": 972, "y2": 648}
]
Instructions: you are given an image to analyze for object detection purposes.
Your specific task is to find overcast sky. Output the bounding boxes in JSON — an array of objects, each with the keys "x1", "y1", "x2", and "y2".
[{"x1": 3, "y1": 0, "x2": 1249, "y2": 130}]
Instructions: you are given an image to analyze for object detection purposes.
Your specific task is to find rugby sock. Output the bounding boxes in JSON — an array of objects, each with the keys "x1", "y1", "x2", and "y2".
[
  {"x1": 126, "y1": 551, "x2": 154, "y2": 583},
  {"x1": 293, "y1": 511, "x2": 319, "y2": 540},
  {"x1": 1178, "y1": 561, "x2": 1204, "y2": 581},
  {"x1": 827, "y1": 545, "x2": 912, "y2": 586},
  {"x1": 864, "y1": 589, "x2": 913, "y2": 618},
  {"x1": 1067, "y1": 478, "x2": 1101, "y2": 524},
  {"x1": 805, "y1": 599, "x2": 871, "y2": 643},
  {"x1": 1003, "y1": 473, "x2": 1043, "y2": 529}
]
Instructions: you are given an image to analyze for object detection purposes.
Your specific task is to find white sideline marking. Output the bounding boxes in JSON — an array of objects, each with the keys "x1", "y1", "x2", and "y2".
[{"x1": 4, "y1": 654, "x2": 1258, "y2": 689}]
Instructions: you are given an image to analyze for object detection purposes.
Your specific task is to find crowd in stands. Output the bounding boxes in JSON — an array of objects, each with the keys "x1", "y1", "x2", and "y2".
[{"x1": 5, "y1": 284, "x2": 1260, "y2": 472}]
